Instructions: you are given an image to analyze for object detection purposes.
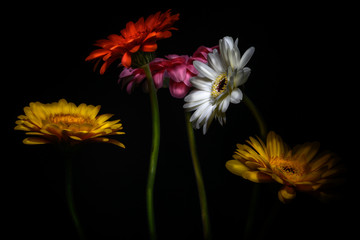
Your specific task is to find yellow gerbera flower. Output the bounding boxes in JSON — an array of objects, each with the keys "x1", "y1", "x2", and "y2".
[
  {"x1": 15, "y1": 99, "x2": 125, "y2": 148},
  {"x1": 226, "y1": 131, "x2": 343, "y2": 203}
]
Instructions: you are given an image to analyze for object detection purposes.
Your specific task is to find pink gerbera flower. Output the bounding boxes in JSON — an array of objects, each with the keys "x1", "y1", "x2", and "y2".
[{"x1": 118, "y1": 45, "x2": 218, "y2": 98}]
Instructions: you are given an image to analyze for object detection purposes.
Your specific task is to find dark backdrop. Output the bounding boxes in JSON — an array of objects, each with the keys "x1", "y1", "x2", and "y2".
[{"x1": 4, "y1": 5, "x2": 357, "y2": 240}]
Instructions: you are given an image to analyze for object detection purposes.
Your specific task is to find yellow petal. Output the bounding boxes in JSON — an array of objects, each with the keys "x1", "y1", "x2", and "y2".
[
  {"x1": 88, "y1": 105, "x2": 101, "y2": 119},
  {"x1": 92, "y1": 137, "x2": 125, "y2": 148},
  {"x1": 108, "y1": 139, "x2": 125, "y2": 148},
  {"x1": 96, "y1": 114, "x2": 114, "y2": 124},
  {"x1": 226, "y1": 160, "x2": 273, "y2": 183},
  {"x1": 292, "y1": 142, "x2": 320, "y2": 163},
  {"x1": 243, "y1": 171, "x2": 274, "y2": 183},
  {"x1": 278, "y1": 186, "x2": 296, "y2": 203},
  {"x1": 321, "y1": 168, "x2": 340, "y2": 178},
  {"x1": 247, "y1": 136, "x2": 267, "y2": 158},
  {"x1": 25, "y1": 132, "x2": 45, "y2": 136},
  {"x1": 23, "y1": 137, "x2": 50, "y2": 145},
  {"x1": 310, "y1": 153, "x2": 332, "y2": 171},
  {"x1": 113, "y1": 131, "x2": 126, "y2": 135},
  {"x1": 226, "y1": 160, "x2": 250, "y2": 177},
  {"x1": 69, "y1": 136, "x2": 82, "y2": 141},
  {"x1": 14, "y1": 125, "x2": 31, "y2": 131},
  {"x1": 267, "y1": 131, "x2": 287, "y2": 158}
]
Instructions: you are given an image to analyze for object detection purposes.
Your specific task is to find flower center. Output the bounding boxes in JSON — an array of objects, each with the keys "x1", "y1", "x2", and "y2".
[
  {"x1": 50, "y1": 114, "x2": 89, "y2": 126},
  {"x1": 211, "y1": 73, "x2": 228, "y2": 98},
  {"x1": 269, "y1": 157, "x2": 306, "y2": 184}
]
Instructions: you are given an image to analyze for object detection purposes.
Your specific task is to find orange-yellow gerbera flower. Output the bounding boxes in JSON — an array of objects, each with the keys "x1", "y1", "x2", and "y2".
[
  {"x1": 86, "y1": 9, "x2": 179, "y2": 73},
  {"x1": 14, "y1": 99, "x2": 125, "y2": 148},
  {"x1": 226, "y1": 131, "x2": 343, "y2": 203}
]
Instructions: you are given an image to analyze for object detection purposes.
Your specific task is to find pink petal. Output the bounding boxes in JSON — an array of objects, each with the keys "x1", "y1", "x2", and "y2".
[
  {"x1": 183, "y1": 71, "x2": 194, "y2": 86},
  {"x1": 167, "y1": 64, "x2": 187, "y2": 83},
  {"x1": 119, "y1": 68, "x2": 135, "y2": 78},
  {"x1": 191, "y1": 45, "x2": 219, "y2": 63},
  {"x1": 152, "y1": 71, "x2": 165, "y2": 88},
  {"x1": 169, "y1": 80, "x2": 190, "y2": 99}
]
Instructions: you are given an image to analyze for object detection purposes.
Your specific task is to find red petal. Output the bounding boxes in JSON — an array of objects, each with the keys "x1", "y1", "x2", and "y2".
[
  {"x1": 85, "y1": 49, "x2": 109, "y2": 61},
  {"x1": 121, "y1": 52, "x2": 132, "y2": 68},
  {"x1": 129, "y1": 45, "x2": 141, "y2": 53},
  {"x1": 156, "y1": 31, "x2": 172, "y2": 39},
  {"x1": 142, "y1": 43, "x2": 157, "y2": 52}
]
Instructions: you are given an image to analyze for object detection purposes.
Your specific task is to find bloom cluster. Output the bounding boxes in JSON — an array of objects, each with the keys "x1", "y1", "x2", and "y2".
[
  {"x1": 15, "y1": 99, "x2": 125, "y2": 148},
  {"x1": 85, "y1": 10, "x2": 179, "y2": 73},
  {"x1": 84, "y1": 9, "x2": 345, "y2": 204},
  {"x1": 14, "y1": 9, "x2": 345, "y2": 240},
  {"x1": 184, "y1": 37, "x2": 254, "y2": 134},
  {"x1": 119, "y1": 46, "x2": 217, "y2": 98}
]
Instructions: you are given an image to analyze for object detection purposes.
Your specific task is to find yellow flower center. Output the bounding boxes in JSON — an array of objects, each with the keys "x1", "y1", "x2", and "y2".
[
  {"x1": 211, "y1": 73, "x2": 228, "y2": 98},
  {"x1": 49, "y1": 114, "x2": 90, "y2": 126},
  {"x1": 269, "y1": 157, "x2": 306, "y2": 184}
]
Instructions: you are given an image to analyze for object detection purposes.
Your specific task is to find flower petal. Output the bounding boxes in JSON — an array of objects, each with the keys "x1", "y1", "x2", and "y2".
[
  {"x1": 278, "y1": 186, "x2": 296, "y2": 204},
  {"x1": 193, "y1": 61, "x2": 218, "y2": 80},
  {"x1": 121, "y1": 52, "x2": 132, "y2": 68},
  {"x1": 238, "y1": 47, "x2": 255, "y2": 69},
  {"x1": 184, "y1": 90, "x2": 210, "y2": 102},
  {"x1": 226, "y1": 160, "x2": 274, "y2": 183},
  {"x1": 230, "y1": 88, "x2": 243, "y2": 104},
  {"x1": 23, "y1": 137, "x2": 50, "y2": 145},
  {"x1": 190, "y1": 77, "x2": 212, "y2": 91},
  {"x1": 169, "y1": 80, "x2": 190, "y2": 99},
  {"x1": 207, "y1": 49, "x2": 225, "y2": 73}
]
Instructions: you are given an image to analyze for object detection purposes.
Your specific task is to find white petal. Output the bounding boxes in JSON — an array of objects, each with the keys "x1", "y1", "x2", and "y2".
[
  {"x1": 196, "y1": 104, "x2": 214, "y2": 129},
  {"x1": 183, "y1": 98, "x2": 210, "y2": 111},
  {"x1": 223, "y1": 36, "x2": 235, "y2": 48},
  {"x1": 216, "y1": 111, "x2": 226, "y2": 126},
  {"x1": 184, "y1": 90, "x2": 210, "y2": 102},
  {"x1": 193, "y1": 61, "x2": 218, "y2": 81},
  {"x1": 190, "y1": 77, "x2": 212, "y2": 91},
  {"x1": 238, "y1": 47, "x2": 255, "y2": 69},
  {"x1": 207, "y1": 49, "x2": 225, "y2": 73},
  {"x1": 219, "y1": 37, "x2": 233, "y2": 67},
  {"x1": 233, "y1": 68, "x2": 251, "y2": 87},
  {"x1": 230, "y1": 88, "x2": 243, "y2": 104},
  {"x1": 190, "y1": 101, "x2": 211, "y2": 123},
  {"x1": 219, "y1": 96, "x2": 231, "y2": 112},
  {"x1": 240, "y1": 67, "x2": 251, "y2": 85},
  {"x1": 202, "y1": 106, "x2": 216, "y2": 134}
]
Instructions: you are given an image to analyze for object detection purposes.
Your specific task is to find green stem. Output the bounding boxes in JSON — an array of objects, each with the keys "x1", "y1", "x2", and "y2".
[
  {"x1": 185, "y1": 112, "x2": 212, "y2": 240},
  {"x1": 65, "y1": 155, "x2": 85, "y2": 240},
  {"x1": 243, "y1": 94, "x2": 267, "y2": 141},
  {"x1": 242, "y1": 94, "x2": 268, "y2": 240},
  {"x1": 142, "y1": 64, "x2": 160, "y2": 240}
]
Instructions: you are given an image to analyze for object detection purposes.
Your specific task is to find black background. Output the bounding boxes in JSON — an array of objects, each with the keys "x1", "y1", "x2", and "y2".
[{"x1": 4, "y1": 5, "x2": 358, "y2": 240}]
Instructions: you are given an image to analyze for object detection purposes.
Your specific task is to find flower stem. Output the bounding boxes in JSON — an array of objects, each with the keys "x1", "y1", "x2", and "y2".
[
  {"x1": 185, "y1": 112, "x2": 212, "y2": 240},
  {"x1": 65, "y1": 154, "x2": 85, "y2": 240},
  {"x1": 242, "y1": 93, "x2": 268, "y2": 240},
  {"x1": 243, "y1": 94, "x2": 267, "y2": 141},
  {"x1": 142, "y1": 63, "x2": 160, "y2": 240}
]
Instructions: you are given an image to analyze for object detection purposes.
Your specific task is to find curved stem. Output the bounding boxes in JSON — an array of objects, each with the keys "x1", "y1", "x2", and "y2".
[
  {"x1": 185, "y1": 112, "x2": 212, "y2": 240},
  {"x1": 65, "y1": 155, "x2": 85, "y2": 240},
  {"x1": 243, "y1": 94, "x2": 267, "y2": 140},
  {"x1": 142, "y1": 64, "x2": 160, "y2": 240},
  {"x1": 242, "y1": 93, "x2": 268, "y2": 240}
]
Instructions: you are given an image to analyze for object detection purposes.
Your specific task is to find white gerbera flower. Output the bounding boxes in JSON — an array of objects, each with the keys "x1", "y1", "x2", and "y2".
[{"x1": 183, "y1": 36, "x2": 255, "y2": 134}]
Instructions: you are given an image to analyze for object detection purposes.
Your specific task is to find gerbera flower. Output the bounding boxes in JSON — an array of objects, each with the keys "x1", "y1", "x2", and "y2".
[
  {"x1": 85, "y1": 9, "x2": 179, "y2": 73},
  {"x1": 226, "y1": 131, "x2": 344, "y2": 203},
  {"x1": 118, "y1": 45, "x2": 218, "y2": 98},
  {"x1": 183, "y1": 36, "x2": 255, "y2": 134},
  {"x1": 14, "y1": 99, "x2": 125, "y2": 148}
]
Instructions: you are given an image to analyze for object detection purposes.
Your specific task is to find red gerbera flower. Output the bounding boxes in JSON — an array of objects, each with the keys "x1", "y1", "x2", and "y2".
[{"x1": 86, "y1": 10, "x2": 179, "y2": 74}]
